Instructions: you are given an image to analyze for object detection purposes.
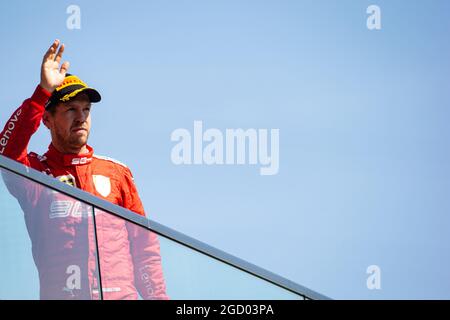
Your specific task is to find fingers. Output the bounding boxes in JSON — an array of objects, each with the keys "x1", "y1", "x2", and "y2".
[
  {"x1": 60, "y1": 61, "x2": 70, "y2": 76},
  {"x1": 43, "y1": 39, "x2": 60, "y2": 62},
  {"x1": 55, "y1": 43, "x2": 65, "y2": 64}
]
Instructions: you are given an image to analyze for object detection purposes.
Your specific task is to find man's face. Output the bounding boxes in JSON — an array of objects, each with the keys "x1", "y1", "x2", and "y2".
[{"x1": 43, "y1": 93, "x2": 92, "y2": 153}]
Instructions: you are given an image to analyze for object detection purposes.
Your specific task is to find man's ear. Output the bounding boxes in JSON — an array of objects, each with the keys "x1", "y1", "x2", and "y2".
[{"x1": 42, "y1": 111, "x2": 51, "y2": 130}]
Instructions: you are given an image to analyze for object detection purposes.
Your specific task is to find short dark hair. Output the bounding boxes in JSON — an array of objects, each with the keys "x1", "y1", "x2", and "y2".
[{"x1": 45, "y1": 102, "x2": 58, "y2": 115}]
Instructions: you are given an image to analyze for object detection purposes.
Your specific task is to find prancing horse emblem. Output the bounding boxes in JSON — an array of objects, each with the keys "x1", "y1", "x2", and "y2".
[{"x1": 56, "y1": 174, "x2": 77, "y2": 187}]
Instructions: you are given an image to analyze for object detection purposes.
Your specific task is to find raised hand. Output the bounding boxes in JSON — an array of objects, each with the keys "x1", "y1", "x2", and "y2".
[{"x1": 40, "y1": 39, "x2": 70, "y2": 93}]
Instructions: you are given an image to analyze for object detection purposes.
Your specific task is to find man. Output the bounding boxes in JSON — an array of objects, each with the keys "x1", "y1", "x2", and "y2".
[{"x1": 0, "y1": 40, "x2": 169, "y2": 300}]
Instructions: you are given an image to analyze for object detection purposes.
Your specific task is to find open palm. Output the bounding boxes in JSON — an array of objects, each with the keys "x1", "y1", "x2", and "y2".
[{"x1": 40, "y1": 39, "x2": 70, "y2": 93}]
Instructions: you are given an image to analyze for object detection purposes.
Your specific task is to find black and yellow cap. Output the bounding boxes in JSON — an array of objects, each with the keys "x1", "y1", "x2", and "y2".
[{"x1": 46, "y1": 74, "x2": 101, "y2": 109}]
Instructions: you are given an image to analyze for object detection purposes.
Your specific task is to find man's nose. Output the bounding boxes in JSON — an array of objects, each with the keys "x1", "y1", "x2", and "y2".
[{"x1": 74, "y1": 109, "x2": 87, "y2": 122}]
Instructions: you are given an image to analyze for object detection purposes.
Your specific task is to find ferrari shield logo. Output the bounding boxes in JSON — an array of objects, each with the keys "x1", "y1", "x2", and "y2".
[{"x1": 93, "y1": 175, "x2": 111, "y2": 197}]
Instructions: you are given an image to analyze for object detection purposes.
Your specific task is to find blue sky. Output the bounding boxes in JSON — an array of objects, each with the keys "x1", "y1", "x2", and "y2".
[{"x1": 1, "y1": 0, "x2": 450, "y2": 299}]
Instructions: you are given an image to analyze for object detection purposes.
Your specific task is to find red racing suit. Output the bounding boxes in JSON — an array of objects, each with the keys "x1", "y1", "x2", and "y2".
[{"x1": 0, "y1": 85, "x2": 169, "y2": 300}]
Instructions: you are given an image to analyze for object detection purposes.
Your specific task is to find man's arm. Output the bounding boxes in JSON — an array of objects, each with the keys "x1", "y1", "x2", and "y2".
[
  {"x1": 0, "y1": 39, "x2": 69, "y2": 165},
  {"x1": 0, "y1": 86, "x2": 50, "y2": 165},
  {"x1": 123, "y1": 167, "x2": 170, "y2": 300}
]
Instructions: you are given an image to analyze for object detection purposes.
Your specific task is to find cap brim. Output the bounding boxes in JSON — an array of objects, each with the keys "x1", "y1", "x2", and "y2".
[{"x1": 78, "y1": 87, "x2": 101, "y2": 103}]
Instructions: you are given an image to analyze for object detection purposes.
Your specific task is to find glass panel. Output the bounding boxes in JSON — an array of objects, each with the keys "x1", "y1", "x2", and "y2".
[
  {"x1": 94, "y1": 208, "x2": 169, "y2": 300},
  {"x1": 0, "y1": 167, "x2": 101, "y2": 300},
  {"x1": 159, "y1": 237, "x2": 302, "y2": 300},
  {"x1": 96, "y1": 210, "x2": 302, "y2": 300}
]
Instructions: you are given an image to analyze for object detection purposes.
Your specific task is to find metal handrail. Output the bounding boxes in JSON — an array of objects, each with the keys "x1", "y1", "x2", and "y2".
[{"x1": 0, "y1": 154, "x2": 331, "y2": 300}]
